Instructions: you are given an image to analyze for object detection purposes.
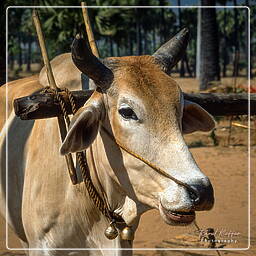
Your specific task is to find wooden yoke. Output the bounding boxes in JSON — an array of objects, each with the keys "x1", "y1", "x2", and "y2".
[{"x1": 32, "y1": 10, "x2": 78, "y2": 185}]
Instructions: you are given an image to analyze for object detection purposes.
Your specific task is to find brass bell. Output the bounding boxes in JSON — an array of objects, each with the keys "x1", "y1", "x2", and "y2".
[
  {"x1": 104, "y1": 224, "x2": 118, "y2": 240},
  {"x1": 120, "y1": 226, "x2": 134, "y2": 241}
]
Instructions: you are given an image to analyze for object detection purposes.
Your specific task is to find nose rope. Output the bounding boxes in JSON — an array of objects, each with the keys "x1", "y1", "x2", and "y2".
[{"x1": 101, "y1": 126, "x2": 198, "y2": 197}]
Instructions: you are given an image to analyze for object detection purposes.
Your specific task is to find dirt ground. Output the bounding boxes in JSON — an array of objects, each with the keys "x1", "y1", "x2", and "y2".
[{"x1": 1, "y1": 74, "x2": 255, "y2": 255}]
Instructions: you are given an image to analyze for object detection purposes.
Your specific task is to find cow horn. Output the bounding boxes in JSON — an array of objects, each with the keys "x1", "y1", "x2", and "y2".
[
  {"x1": 153, "y1": 28, "x2": 190, "y2": 75},
  {"x1": 71, "y1": 34, "x2": 113, "y2": 90}
]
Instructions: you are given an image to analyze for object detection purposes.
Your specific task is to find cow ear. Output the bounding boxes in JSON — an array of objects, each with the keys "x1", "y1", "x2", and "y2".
[
  {"x1": 60, "y1": 94, "x2": 104, "y2": 155},
  {"x1": 182, "y1": 100, "x2": 215, "y2": 134}
]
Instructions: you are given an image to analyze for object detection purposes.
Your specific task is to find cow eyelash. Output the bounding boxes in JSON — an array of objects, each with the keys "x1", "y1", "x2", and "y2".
[{"x1": 118, "y1": 107, "x2": 138, "y2": 121}]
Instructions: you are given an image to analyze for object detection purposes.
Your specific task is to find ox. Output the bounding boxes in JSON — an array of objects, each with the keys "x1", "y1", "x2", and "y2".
[{"x1": 0, "y1": 28, "x2": 215, "y2": 255}]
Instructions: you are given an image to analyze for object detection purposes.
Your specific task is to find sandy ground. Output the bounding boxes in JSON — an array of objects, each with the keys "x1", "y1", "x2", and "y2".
[
  {"x1": 1, "y1": 144, "x2": 255, "y2": 255},
  {"x1": 1, "y1": 75, "x2": 255, "y2": 255}
]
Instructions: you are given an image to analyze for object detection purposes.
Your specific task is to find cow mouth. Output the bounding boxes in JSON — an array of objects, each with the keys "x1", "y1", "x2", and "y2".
[{"x1": 159, "y1": 203, "x2": 195, "y2": 225}]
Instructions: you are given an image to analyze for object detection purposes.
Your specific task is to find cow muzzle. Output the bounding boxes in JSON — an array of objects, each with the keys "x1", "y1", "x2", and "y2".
[{"x1": 159, "y1": 179, "x2": 214, "y2": 225}]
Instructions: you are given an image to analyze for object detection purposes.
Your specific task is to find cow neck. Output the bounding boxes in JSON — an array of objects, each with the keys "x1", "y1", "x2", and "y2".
[
  {"x1": 86, "y1": 142, "x2": 125, "y2": 223},
  {"x1": 87, "y1": 145, "x2": 112, "y2": 216},
  {"x1": 86, "y1": 138, "x2": 128, "y2": 240}
]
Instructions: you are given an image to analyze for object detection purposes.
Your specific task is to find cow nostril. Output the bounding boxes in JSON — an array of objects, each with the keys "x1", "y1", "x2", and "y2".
[
  {"x1": 188, "y1": 190, "x2": 199, "y2": 203},
  {"x1": 188, "y1": 183, "x2": 214, "y2": 211}
]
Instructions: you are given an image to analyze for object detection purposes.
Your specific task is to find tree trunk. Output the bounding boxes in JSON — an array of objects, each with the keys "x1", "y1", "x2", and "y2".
[
  {"x1": 177, "y1": 0, "x2": 186, "y2": 77},
  {"x1": 222, "y1": 7, "x2": 228, "y2": 77},
  {"x1": 199, "y1": 0, "x2": 220, "y2": 90},
  {"x1": 18, "y1": 33, "x2": 23, "y2": 70},
  {"x1": 9, "y1": 51, "x2": 14, "y2": 70},
  {"x1": 129, "y1": 33, "x2": 133, "y2": 55},
  {"x1": 116, "y1": 43, "x2": 120, "y2": 56},
  {"x1": 180, "y1": 60, "x2": 185, "y2": 77},
  {"x1": 161, "y1": 8, "x2": 167, "y2": 41},
  {"x1": 159, "y1": 11, "x2": 163, "y2": 43},
  {"x1": 232, "y1": 0, "x2": 239, "y2": 77},
  {"x1": 109, "y1": 37, "x2": 114, "y2": 57},
  {"x1": 196, "y1": 6, "x2": 201, "y2": 79},
  {"x1": 144, "y1": 28, "x2": 149, "y2": 54},
  {"x1": 245, "y1": 0, "x2": 250, "y2": 78},
  {"x1": 152, "y1": 26, "x2": 156, "y2": 51},
  {"x1": 184, "y1": 53, "x2": 192, "y2": 77},
  {"x1": 26, "y1": 36, "x2": 32, "y2": 72},
  {"x1": 193, "y1": 33, "x2": 197, "y2": 77},
  {"x1": 135, "y1": 9, "x2": 142, "y2": 55}
]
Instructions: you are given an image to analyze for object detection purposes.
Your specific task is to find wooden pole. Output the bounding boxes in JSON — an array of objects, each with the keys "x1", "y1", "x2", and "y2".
[
  {"x1": 32, "y1": 10, "x2": 58, "y2": 89},
  {"x1": 32, "y1": 10, "x2": 77, "y2": 185},
  {"x1": 81, "y1": 2, "x2": 99, "y2": 57},
  {"x1": 14, "y1": 91, "x2": 256, "y2": 120}
]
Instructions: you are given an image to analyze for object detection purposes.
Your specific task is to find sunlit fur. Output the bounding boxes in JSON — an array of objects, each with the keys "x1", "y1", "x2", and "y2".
[{"x1": 0, "y1": 54, "x2": 214, "y2": 255}]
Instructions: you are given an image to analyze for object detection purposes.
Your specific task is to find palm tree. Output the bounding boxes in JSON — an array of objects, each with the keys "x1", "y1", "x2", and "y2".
[
  {"x1": 199, "y1": 0, "x2": 220, "y2": 90},
  {"x1": 232, "y1": 0, "x2": 239, "y2": 77},
  {"x1": 217, "y1": 0, "x2": 229, "y2": 77}
]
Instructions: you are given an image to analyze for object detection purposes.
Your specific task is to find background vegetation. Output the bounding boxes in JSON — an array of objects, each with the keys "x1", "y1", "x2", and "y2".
[{"x1": 1, "y1": 0, "x2": 255, "y2": 90}]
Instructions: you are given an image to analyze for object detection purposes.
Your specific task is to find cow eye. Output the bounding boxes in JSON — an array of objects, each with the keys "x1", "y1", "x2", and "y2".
[{"x1": 118, "y1": 107, "x2": 138, "y2": 121}]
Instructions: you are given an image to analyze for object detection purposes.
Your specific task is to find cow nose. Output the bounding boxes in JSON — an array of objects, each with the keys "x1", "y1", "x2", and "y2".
[{"x1": 189, "y1": 183, "x2": 214, "y2": 211}]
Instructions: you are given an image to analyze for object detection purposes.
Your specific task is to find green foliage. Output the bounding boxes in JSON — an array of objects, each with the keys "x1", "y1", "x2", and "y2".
[{"x1": 5, "y1": 0, "x2": 254, "y2": 77}]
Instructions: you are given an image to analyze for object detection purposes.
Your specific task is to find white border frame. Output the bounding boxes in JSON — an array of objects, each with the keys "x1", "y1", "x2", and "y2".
[{"x1": 5, "y1": 5, "x2": 251, "y2": 252}]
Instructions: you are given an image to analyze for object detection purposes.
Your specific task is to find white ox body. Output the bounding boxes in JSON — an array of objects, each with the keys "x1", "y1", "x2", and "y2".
[
  {"x1": 0, "y1": 76, "x2": 132, "y2": 255},
  {"x1": 39, "y1": 53, "x2": 87, "y2": 90},
  {"x1": 0, "y1": 31, "x2": 215, "y2": 255}
]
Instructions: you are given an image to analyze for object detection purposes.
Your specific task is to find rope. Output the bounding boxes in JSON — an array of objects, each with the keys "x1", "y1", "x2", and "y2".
[
  {"x1": 41, "y1": 87, "x2": 114, "y2": 221},
  {"x1": 76, "y1": 150, "x2": 111, "y2": 219}
]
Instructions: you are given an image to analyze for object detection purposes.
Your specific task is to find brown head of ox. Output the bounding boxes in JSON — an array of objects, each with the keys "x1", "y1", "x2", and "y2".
[{"x1": 61, "y1": 29, "x2": 215, "y2": 230}]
